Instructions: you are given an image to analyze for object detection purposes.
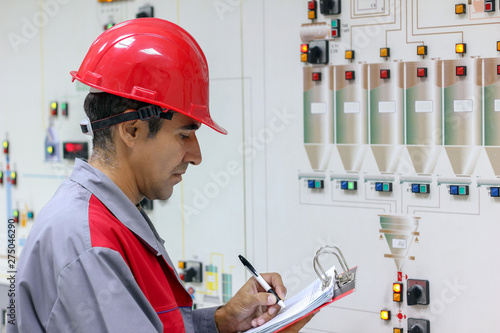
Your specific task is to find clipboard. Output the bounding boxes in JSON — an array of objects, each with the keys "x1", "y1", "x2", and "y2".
[{"x1": 244, "y1": 245, "x2": 357, "y2": 333}]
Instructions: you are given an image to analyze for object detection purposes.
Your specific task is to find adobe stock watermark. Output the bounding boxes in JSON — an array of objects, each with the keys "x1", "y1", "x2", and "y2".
[
  {"x1": 182, "y1": 106, "x2": 296, "y2": 223},
  {"x1": 427, "y1": 278, "x2": 467, "y2": 321},
  {"x1": 7, "y1": 0, "x2": 71, "y2": 54},
  {"x1": 281, "y1": 235, "x2": 337, "y2": 292},
  {"x1": 213, "y1": 0, "x2": 239, "y2": 21}
]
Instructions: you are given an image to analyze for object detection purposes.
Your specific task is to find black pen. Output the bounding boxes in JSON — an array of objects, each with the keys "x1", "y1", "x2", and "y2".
[{"x1": 239, "y1": 255, "x2": 286, "y2": 308}]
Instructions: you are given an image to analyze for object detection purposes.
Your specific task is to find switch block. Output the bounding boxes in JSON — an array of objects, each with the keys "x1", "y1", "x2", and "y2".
[
  {"x1": 450, "y1": 185, "x2": 469, "y2": 196},
  {"x1": 308, "y1": 179, "x2": 324, "y2": 189},
  {"x1": 408, "y1": 318, "x2": 430, "y2": 333},
  {"x1": 340, "y1": 180, "x2": 357, "y2": 190},
  {"x1": 407, "y1": 279, "x2": 429, "y2": 306},
  {"x1": 411, "y1": 183, "x2": 430, "y2": 194},
  {"x1": 308, "y1": 40, "x2": 329, "y2": 64},
  {"x1": 179, "y1": 261, "x2": 203, "y2": 283},
  {"x1": 320, "y1": 0, "x2": 341, "y2": 15},
  {"x1": 375, "y1": 182, "x2": 392, "y2": 192}
]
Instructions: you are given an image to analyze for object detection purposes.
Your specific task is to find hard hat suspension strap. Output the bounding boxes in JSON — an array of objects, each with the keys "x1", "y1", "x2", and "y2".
[{"x1": 80, "y1": 105, "x2": 173, "y2": 136}]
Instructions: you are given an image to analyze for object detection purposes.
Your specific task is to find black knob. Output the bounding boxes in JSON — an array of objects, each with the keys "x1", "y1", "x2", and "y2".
[
  {"x1": 409, "y1": 324, "x2": 423, "y2": 333},
  {"x1": 407, "y1": 285, "x2": 423, "y2": 305},
  {"x1": 308, "y1": 46, "x2": 321, "y2": 63}
]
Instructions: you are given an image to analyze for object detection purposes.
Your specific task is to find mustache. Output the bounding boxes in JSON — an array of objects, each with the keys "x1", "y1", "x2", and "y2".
[{"x1": 173, "y1": 164, "x2": 189, "y2": 174}]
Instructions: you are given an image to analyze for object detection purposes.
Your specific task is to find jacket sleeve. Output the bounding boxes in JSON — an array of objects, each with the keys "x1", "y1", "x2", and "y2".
[
  {"x1": 45, "y1": 247, "x2": 163, "y2": 333},
  {"x1": 192, "y1": 306, "x2": 219, "y2": 332}
]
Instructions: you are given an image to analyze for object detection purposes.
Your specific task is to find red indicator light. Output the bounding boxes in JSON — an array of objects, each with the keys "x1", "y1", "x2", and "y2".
[
  {"x1": 456, "y1": 66, "x2": 467, "y2": 76},
  {"x1": 485, "y1": 1, "x2": 495, "y2": 12},
  {"x1": 308, "y1": 1, "x2": 316, "y2": 10},
  {"x1": 380, "y1": 69, "x2": 390, "y2": 79},
  {"x1": 312, "y1": 72, "x2": 321, "y2": 81},
  {"x1": 345, "y1": 71, "x2": 355, "y2": 80},
  {"x1": 301, "y1": 44, "x2": 308, "y2": 53},
  {"x1": 65, "y1": 143, "x2": 84, "y2": 153},
  {"x1": 331, "y1": 29, "x2": 338, "y2": 37},
  {"x1": 497, "y1": 65, "x2": 500, "y2": 75},
  {"x1": 417, "y1": 67, "x2": 427, "y2": 78}
]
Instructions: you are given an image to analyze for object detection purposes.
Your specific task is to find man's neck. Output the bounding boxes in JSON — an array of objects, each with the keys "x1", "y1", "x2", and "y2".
[{"x1": 88, "y1": 153, "x2": 143, "y2": 205}]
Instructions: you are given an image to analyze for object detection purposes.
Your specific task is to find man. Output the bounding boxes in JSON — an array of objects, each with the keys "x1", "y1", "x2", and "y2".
[{"x1": 11, "y1": 18, "x2": 314, "y2": 332}]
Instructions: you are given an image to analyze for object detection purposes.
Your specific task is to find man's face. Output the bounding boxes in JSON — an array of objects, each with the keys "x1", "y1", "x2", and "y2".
[{"x1": 131, "y1": 112, "x2": 202, "y2": 201}]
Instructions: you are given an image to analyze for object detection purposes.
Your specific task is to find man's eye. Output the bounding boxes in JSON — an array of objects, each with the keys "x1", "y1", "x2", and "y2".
[{"x1": 179, "y1": 133, "x2": 190, "y2": 139}]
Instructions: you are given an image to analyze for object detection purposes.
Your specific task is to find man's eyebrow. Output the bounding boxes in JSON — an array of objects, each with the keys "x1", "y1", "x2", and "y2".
[{"x1": 179, "y1": 123, "x2": 200, "y2": 131}]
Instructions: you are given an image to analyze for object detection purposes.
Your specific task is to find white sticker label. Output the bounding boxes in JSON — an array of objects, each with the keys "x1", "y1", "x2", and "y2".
[
  {"x1": 311, "y1": 102, "x2": 326, "y2": 114},
  {"x1": 392, "y1": 239, "x2": 407, "y2": 249},
  {"x1": 344, "y1": 102, "x2": 360, "y2": 113},
  {"x1": 415, "y1": 100, "x2": 433, "y2": 113},
  {"x1": 453, "y1": 99, "x2": 473, "y2": 112},
  {"x1": 495, "y1": 99, "x2": 500, "y2": 112},
  {"x1": 379, "y1": 101, "x2": 396, "y2": 113}
]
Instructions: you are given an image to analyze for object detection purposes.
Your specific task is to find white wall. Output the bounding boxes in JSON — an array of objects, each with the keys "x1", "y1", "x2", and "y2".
[{"x1": 2, "y1": 0, "x2": 500, "y2": 332}]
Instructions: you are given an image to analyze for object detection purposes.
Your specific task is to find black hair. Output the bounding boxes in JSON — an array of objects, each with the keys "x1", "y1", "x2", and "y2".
[{"x1": 83, "y1": 92, "x2": 164, "y2": 157}]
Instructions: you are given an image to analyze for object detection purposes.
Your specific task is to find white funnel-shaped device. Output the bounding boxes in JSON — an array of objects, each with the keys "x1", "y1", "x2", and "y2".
[
  {"x1": 304, "y1": 66, "x2": 334, "y2": 171},
  {"x1": 379, "y1": 215, "x2": 420, "y2": 271}
]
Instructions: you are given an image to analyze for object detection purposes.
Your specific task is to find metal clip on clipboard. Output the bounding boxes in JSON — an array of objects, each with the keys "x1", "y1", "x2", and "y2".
[{"x1": 313, "y1": 245, "x2": 357, "y2": 293}]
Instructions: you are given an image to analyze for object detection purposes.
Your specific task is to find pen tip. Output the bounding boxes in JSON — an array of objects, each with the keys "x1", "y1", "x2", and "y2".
[{"x1": 278, "y1": 300, "x2": 286, "y2": 308}]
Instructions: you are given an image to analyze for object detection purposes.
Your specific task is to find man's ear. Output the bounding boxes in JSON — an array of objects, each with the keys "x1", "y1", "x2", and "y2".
[
  {"x1": 115, "y1": 108, "x2": 151, "y2": 148},
  {"x1": 115, "y1": 119, "x2": 140, "y2": 149}
]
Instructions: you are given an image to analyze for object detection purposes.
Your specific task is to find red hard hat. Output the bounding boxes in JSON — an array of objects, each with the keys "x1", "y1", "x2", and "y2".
[{"x1": 71, "y1": 18, "x2": 227, "y2": 134}]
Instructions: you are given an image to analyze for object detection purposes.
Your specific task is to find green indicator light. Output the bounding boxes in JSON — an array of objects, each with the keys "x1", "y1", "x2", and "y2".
[
  {"x1": 420, "y1": 185, "x2": 427, "y2": 193},
  {"x1": 332, "y1": 20, "x2": 337, "y2": 28},
  {"x1": 348, "y1": 182, "x2": 354, "y2": 190},
  {"x1": 383, "y1": 183, "x2": 389, "y2": 192},
  {"x1": 459, "y1": 186, "x2": 466, "y2": 195},
  {"x1": 315, "y1": 181, "x2": 321, "y2": 188}
]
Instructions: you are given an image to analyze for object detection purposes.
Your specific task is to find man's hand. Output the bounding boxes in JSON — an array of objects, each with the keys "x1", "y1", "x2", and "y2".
[{"x1": 214, "y1": 272, "x2": 287, "y2": 333}]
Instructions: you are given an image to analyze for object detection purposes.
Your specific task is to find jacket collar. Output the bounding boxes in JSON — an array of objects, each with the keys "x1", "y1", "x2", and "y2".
[{"x1": 69, "y1": 159, "x2": 164, "y2": 255}]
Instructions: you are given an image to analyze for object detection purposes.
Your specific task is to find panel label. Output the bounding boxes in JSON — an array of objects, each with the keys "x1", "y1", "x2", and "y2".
[
  {"x1": 453, "y1": 99, "x2": 473, "y2": 112},
  {"x1": 392, "y1": 238, "x2": 407, "y2": 249},
  {"x1": 344, "y1": 102, "x2": 360, "y2": 113},
  {"x1": 379, "y1": 101, "x2": 396, "y2": 113},
  {"x1": 415, "y1": 100, "x2": 433, "y2": 113},
  {"x1": 311, "y1": 102, "x2": 326, "y2": 114},
  {"x1": 495, "y1": 99, "x2": 500, "y2": 112}
]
